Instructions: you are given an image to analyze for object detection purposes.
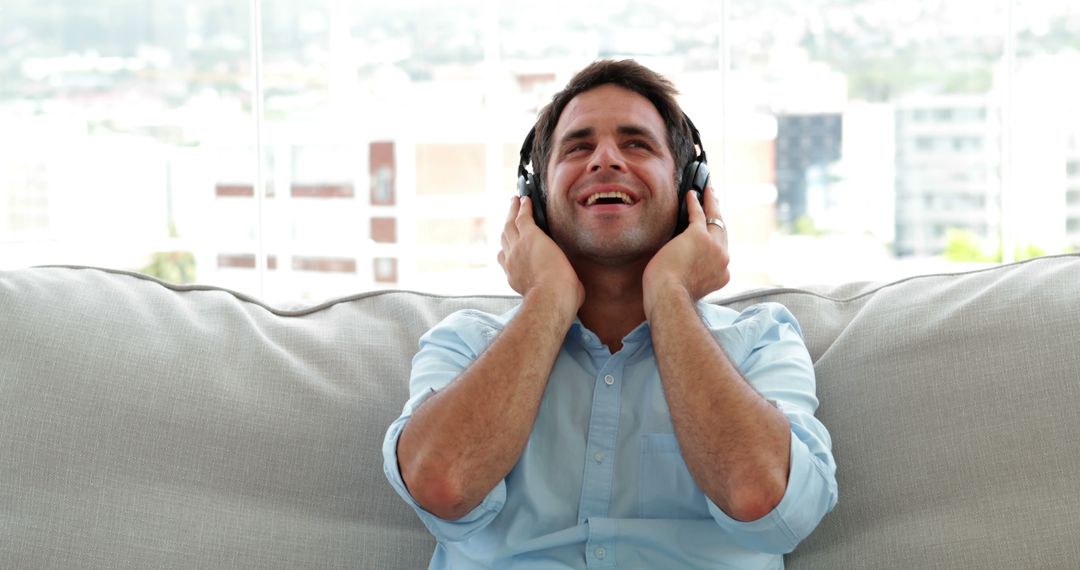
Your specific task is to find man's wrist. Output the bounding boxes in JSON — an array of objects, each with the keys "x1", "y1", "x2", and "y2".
[
  {"x1": 643, "y1": 279, "x2": 693, "y2": 321},
  {"x1": 523, "y1": 284, "x2": 581, "y2": 324}
]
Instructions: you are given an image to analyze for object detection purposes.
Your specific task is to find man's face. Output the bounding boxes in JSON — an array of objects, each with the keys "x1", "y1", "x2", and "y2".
[{"x1": 544, "y1": 84, "x2": 679, "y2": 266}]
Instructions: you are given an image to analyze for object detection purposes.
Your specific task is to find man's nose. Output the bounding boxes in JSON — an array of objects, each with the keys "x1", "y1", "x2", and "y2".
[{"x1": 588, "y1": 142, "x2": 625, "y2": 173}]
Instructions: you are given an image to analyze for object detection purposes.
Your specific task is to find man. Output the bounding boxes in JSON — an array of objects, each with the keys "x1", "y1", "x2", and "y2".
[{"x1": 383, "y1": 59, "x2": 837, "y2": 569}]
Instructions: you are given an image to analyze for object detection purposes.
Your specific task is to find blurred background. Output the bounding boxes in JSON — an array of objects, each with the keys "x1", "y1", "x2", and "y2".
[{"x1": 2, "y1": 0, "x2": 1078, "y2": 305}]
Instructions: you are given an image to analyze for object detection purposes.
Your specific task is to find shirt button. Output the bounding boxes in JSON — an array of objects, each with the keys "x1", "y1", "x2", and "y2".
[
  {"x1": 604, "y1": 374, "x2": 614, "y2": 385},
  {"x1": 593, "y1": 451, "x2": 606, "y2": 463},
  {"x1": 595, "y1": 547, "x2": 606, "y2": 559}
]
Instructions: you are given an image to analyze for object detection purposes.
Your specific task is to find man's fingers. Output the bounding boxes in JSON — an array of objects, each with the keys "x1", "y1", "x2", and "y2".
[
  {"x1": 516, "y1": 196, "x2": 535, "y2": 228},
  {"x1": 503, "y1": 195, "x2": 520, "y2": 242},
  {"x1": 703, "y1": 184, "x2": 722, "y2": 219},
  {"x1": 686, "y1": 190, "x2": 706, "y2": 225},
  {"x1": 505, "y1": 194, "x2": 519, "y2": 223},
  {"x1": 698, "y1": 186, "x2": 726, "y2": 236}
]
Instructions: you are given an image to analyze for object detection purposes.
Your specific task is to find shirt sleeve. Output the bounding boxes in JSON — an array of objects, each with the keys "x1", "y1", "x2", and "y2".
[
  {"x1": 706, "y1": 302, "x2": 839, "y2": 554},
  {"x1": 381, "y1": 309, "x2": 510, "y2": 543}
]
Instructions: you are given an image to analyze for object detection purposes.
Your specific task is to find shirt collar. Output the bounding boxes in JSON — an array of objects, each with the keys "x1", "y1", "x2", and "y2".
[{"x1": 568, "y1": 318, "x2": 653, "y2": 354}]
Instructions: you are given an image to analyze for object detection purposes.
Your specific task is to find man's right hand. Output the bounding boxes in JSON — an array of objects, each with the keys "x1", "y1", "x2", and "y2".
[{"x1": 498, "y1": 196, "x2": 585, "y2": 315}]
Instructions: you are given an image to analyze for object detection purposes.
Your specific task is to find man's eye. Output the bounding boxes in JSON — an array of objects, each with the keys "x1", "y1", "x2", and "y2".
[
  {"x1": 626, "y1": 140, "x2": 651, "y2": 150},
  {"x1": 566, "y1": 143, "x2": 591, "y2": 154}
]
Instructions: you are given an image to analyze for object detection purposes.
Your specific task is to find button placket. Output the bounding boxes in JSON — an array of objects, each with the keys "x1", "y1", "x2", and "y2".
[
  {"x1": 576, "y1": 358, "x2": 623, "y2": 523},
  {"x1": 585, "y1": 517, "x2": 616, "y2": 569}
]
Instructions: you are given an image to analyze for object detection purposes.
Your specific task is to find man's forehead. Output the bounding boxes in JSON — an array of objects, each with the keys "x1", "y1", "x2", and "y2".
[{"x1": 554, "y1": 85, "x2": 666, "y2": 139}]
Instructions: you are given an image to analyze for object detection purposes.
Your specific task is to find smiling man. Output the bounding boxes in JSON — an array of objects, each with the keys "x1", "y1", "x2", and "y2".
[{"x1": 383, "y1": 59, "x2": 837, "y2": 569}]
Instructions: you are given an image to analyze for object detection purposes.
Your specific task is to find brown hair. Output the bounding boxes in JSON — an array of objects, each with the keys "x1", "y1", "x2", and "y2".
[{"x1": 529, "y1": 59, "x2": 695, "y2": 198}]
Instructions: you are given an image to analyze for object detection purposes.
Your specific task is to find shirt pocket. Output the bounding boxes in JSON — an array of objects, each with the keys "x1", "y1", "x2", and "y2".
[{"x1": 638, "y1": 433, "x2": 710, "y2": 519}]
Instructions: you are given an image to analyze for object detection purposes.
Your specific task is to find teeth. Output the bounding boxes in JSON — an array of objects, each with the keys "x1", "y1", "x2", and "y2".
[{"x1": 586, "y1": 191, "x2": 633, "y2": 206}]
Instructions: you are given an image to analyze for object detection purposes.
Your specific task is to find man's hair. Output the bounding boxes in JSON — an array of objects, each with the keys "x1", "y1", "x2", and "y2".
[{"x1": 529, "y1": 59, "x2": 695, "y2": 198}]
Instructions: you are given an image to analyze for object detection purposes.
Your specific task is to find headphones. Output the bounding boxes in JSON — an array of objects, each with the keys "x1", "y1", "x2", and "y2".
[{"x1": 517, "y1": 112, "x2": 710, "y2": 236}]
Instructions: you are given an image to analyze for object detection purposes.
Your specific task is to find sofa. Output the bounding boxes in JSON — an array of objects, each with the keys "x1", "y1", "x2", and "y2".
[{"x1": 2, "y1": 255, "x2": 1079, "y2": 569}]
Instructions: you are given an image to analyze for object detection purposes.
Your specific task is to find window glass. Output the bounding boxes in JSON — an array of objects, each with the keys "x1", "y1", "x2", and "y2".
[
  {"x1": 1, "y1": 0, "x2": 260, "y2": 293},
  {"x1": 1015, "y1": 0, "x2": 1080, "y2": 255},
  {"x1": 729, "y1": 0, "x2": 1007, "y2": 283},
  {"x1": 4, "y1": 0, "x2": 1076, "y2": 304}
]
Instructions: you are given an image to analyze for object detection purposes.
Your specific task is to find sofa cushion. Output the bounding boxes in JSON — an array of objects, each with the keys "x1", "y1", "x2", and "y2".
[
  {"x1": 1, "y1": 266, "x2": 513, "y2": 569},
  {"x1": 718, "y1": 253, "x2": 1080, "y2": 568},
  {"x1": 2, "y1": 254, "x2": 1079, "y2": 568}
]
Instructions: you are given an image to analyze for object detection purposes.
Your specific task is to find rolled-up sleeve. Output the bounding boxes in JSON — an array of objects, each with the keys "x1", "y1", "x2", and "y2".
[
  {"x1": 381, "y1": 309, "x2": 511, "y2": 542},
  {"x1": 707, "y1": 302, "x2": 839, "y2": 553}
]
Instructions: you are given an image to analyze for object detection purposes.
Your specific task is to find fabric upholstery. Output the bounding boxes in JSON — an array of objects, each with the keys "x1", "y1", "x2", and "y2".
[{"x1": 1, "y1": 255, "x2": 1078, "y2": 568}]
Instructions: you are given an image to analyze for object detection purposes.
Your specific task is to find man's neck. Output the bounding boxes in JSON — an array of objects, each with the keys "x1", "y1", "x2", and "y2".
[{"x1": 574, "y1": 259, "x2": 650, "y2": 353}]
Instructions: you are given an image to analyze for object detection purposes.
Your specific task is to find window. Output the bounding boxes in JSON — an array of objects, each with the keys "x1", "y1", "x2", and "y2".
[
  {"x1": 370, "y1": 142, "x2": 396, "y2": 206},
  {"x1": 374, "y1": 257, "x2": 398, "y2": 284},
  {"x1": 3, "y1": 0, "x2": 1078, "y2": 303}
]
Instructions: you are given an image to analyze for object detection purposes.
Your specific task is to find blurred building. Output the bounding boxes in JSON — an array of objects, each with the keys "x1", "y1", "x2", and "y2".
[
  {"x1": 0, "y1": 113, "x2": 179, "y2": 271},
  {"x1": 197, "y1": 68, "x2": 538, "y2": 302},
  {"x1": 1008, "y1": 53, "x2": 1080, "y2": 257},
  {"x1": 893, "y1": 94, "x2": 998, "y2": 257},
  {"x1": 821, "y1": 102, "x2": 896, "y2": 242},
  {"x1": 1067, "y1": 132, "x2": 1080, "y2": 251},
  {"x1": 774, "y1": 113, "x2": 843, "y2": 231}
]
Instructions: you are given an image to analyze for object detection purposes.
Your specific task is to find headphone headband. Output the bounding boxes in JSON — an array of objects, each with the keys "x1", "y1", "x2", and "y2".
[
  {"x1": 518, "y1": 126, "x2": 536, "y2": 181},
  {"x1": 681, "y1": 113, "x2": 707, "y2": 165}
]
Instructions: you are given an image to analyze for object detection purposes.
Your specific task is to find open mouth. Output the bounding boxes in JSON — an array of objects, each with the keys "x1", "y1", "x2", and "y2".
[{"x1": 585, "y1": 191, "x2": 635, "y2": 206}]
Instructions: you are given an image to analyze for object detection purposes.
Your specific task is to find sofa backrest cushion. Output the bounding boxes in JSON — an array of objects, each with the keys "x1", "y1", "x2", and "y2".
[
  {"x1": 1, "y1": 266, "x2": 510, "y2": 568},
  {"x1": 719, "y1": 254, "x2": 1080, "y2": 568}
]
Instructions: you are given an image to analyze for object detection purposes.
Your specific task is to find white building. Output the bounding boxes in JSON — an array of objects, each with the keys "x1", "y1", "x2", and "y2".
[{"x1": 893, "y1": 93, "x2": 999, "y2": 257}]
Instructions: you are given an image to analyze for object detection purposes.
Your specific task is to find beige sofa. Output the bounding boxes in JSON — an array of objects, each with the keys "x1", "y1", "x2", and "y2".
[{"x1": 2, "y1": 255, "x2": 1079, "y2": 568}]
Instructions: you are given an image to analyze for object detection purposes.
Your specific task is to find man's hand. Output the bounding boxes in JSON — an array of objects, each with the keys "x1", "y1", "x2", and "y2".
[
  {"x1": 642, "y1": 185, "x2": 731, "y2": 318},
  {"x1": 498, "y1": 196, "x2": 585, "y2": 314}
]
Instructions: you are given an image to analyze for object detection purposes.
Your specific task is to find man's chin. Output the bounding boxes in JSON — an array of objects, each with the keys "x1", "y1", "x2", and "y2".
[{"x1": 554, "y1": 233, "x2": 667, "y2": 268}]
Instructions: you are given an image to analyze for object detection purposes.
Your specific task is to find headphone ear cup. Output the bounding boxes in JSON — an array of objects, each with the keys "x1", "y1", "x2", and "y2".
[
  {"x1": 518, "y1": 173, "x2": 549, "y2": 234},
  {"x1": 674, "y1": 160, "x2": 711, "y2": 235}
]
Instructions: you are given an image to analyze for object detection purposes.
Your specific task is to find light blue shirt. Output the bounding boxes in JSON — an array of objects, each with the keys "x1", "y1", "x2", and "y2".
[{"x1": 383, "y1": 301, "x2": 837, "y2": 569}]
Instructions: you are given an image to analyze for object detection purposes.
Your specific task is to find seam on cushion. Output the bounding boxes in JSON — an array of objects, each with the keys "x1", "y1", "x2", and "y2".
[
  {"x1": 30, "y1": 264, "x2": 519, "y2": 317},
  {"x1": 708, "y1": 252, "x2": 1080, "y2": 306}
]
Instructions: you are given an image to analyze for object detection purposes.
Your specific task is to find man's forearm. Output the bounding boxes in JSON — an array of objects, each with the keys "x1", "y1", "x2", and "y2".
[
  {"x1": 397, "y1": 288, "x2": 577, "y2": 520},
  {"x1": 648, "y1": 288, "x2": 791, "y2": 522}
]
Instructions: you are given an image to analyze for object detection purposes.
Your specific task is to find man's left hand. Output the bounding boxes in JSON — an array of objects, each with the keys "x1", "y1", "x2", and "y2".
[{"x1": 642, "y1": 185, "x2": 731, "y2": 317}]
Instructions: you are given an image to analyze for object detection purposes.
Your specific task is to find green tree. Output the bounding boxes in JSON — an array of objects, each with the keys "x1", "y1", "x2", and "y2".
[
  {"x1": 142, "y1": 251, "x2": 196, "y2": 284},
  {"x1": 791, "y1": 215, "x2": 822, "y2": 236},
  {"x1": 945, "y1": 228, "x2": 1051, "y2": 263},
  {"x1": 943, "y1": 228, "x2": 991, "y2": 262}
]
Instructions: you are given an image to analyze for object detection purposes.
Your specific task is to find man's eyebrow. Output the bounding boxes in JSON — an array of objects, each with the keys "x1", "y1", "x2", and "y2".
[
  {"x1": 616, "y1": 124, "x2": 663, "y2": 145},
  {"x1": 557, "y1": 127, "x2": 594, "y2": 145},
  {"x1": 556, "y1": 125, "x2": 664, "y2": 146}
]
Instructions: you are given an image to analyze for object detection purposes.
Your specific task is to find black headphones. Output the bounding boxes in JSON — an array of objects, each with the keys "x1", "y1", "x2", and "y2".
[{"x1": 517, "y1": 113, "x2": 710, "y2": 236}]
